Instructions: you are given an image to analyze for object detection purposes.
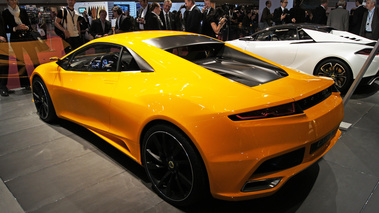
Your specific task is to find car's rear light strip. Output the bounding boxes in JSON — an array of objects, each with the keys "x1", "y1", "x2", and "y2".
[
  {"x1": 229, "y1": 86, "x2": 333, "y2": 121},
  {"x1": 355, "y1": 48, "x2": 379, "y2": 56}
]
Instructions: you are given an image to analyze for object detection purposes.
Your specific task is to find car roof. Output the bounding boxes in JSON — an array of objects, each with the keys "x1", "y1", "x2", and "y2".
[{"x1": 88, "y1": 31, "x2": 222, "y2": 50}]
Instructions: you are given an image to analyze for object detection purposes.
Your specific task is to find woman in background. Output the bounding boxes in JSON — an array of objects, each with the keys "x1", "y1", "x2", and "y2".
[{"x1": 2, "y1": 0, "x2": 39, "y2": 90}]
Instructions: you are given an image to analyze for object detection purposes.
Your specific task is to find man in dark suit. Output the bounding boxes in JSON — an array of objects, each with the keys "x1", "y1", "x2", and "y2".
[
  {"x1": 112, "y1": 6, "x2": 132, "y2": 33},
  {"x1": 146, "y1": 2, "x2": 164, "y2": 30},
  {"x1": 360, "y1": 0, "x2": 379, "y2": 40},
  {"x1": 89, "y1": 9, "x2": 112, "y2": 38},
  {"x1": 137, "y1": 0, "x2": 151, "y2": 30},
  {"x1": 349, "y1": 0, "x2": 365, "y2": 35},
  {"x1": 312, "y1": 0, "x2": 328, "y2": 25},
  {"x1": 0, "y1": 13, "x2": 9, "y2": 96},
  {"x1": 201, "y1": 0, "x2": 215, "y2": 37},
  {"x1": 184, "y1": 0, "x2": 202, "y2": 33},
  {"x1": 160, "y1": 0, "x2": 175, "y2": 30},
  {"x1": 273, "y1": 0, "x2": 292, "y2": 25}
]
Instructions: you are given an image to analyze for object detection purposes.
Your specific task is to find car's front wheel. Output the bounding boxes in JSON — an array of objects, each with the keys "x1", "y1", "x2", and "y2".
[
  {"x1": 32, "y1": 77, "x2": 57, "y2": 123},
  {"x1": 142, "y1": 124, "x2": 208, "y2": 206},
  {"x1": 314, "y1": 59, "x2": 353, "y2": 93}
]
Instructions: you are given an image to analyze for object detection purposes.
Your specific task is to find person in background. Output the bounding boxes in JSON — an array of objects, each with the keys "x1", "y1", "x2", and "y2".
[
  {"x1": 160, "y1": 0, "x2": 175, "y2": 30},
  {"x1": 327, "y1": 0, "x2": 349, "y2": 31},
  {"x1": 37, "y1": 12, "x2": 47, "y2": 39},
  {"x1": 260, "y1": 1, "x2": 273, "y2": 29},
  {"x1": 273, "y1": 0, "x2": 292, "y2": 25},
  {"x1": 89, "y1": 9, "x2": 112, "y2": 38},
  {"x1": 113, "y1": 6, "x2": 132, "y2": 33},
  {"x1": 349, "y1": 0, "x2": 365, "y2": 35},
  {"x1": 241, "y1": 8, "x2": 255, "y2": 36},
  {"x1": 184, "y1": 0, "x2": 202, "y2": 33},
  {"x1": 0, "y1": 12, "x2": 9, "y2": 96},
  {"x1": 360, "y1": 0, "x2": 379, "y2": 39},
  {"x1": 312, "y1": 0, "x2": 328, "y2": 25},
  {"x1": 2, "y1": 0, "x2": 39, "y2": 90},
  {"x1": 201, "y1": 0, "x2": 215, "y2": 37},
  {"x1": 137, "y1": 0, "x2": 151, "y2": 30},
  {"x1": 146, "y1": 2, "x2": 164, "y2": 30},
  {"x1": 290, "y1": 0, "x2": 306, "y2": 23},
  {"x1": 55, "y1": 0, "x2": 81, "y2": 54},
  {"x1": 205, "y1": 6, "x2": 227, "y2": 38}
]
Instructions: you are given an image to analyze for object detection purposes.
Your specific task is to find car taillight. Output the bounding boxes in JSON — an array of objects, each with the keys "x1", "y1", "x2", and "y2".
[
  {"x1": 228, "y1": 102, "x2": 303, "y2": 121},
  {"x1": 355, "y1": 48, "x2": 379, "y2": 56}
]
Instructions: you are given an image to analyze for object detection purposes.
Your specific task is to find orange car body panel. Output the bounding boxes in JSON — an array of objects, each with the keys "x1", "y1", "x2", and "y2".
[{"x1": 31, "y1": 31, "x2": 343, "y2": 201}]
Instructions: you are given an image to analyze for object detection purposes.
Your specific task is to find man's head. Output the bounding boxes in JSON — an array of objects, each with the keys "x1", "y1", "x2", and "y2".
[
  {"x1": 266, "y1": 1, "x2": 272, "y2": 8},
  {"x1": 337, "y1": 0, "x2": 346, "y2": 7},
  {"x1": 204, "y1": 0, "x2": 211, "y2": 9},
  {"x1": 67, "y1": 0, "x2": 76, "y2": 8},
  {"x1": 163, "y1": 0, "x2": 172, "y2": 13},
  {"x1": 139, "y1": 0, "x2": 148, "y2": 8},
  {"x1": 355, "y1": 0, "x2": 363, "y2": 6},
  {"x1": 280, "y1": 0, "x2": 289, "y2": 8},
  {"x1": 185, "y1": 0, "x2": 195, "y2": 10},
  {"x1": 366, "y1": 0, "x2": 376, "y2": 10},
  {"x1": 112, "y1": 6, "x2": 122, "y2": 17},
  {"x1": 321, "y1": 0, "x2": 328, "y2": 7},
  {"x1": 151, "y1": 2, "x2": 161, "y2": 14},
  {"x1": 99, "y1": 9, "x2": 107, "y2": 21}
]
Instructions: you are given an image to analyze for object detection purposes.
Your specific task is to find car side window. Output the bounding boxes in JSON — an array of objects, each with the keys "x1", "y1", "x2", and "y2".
[
  {"x1": 119, "y1": 48, "x2": 141, "y2": 71},
  {"x1": 274, "y1": 29, "x2": 297, "y2": 41},
  {"x1": 298, "y1": 29, "x2": 312, "y2": 40},
  {"x1": 64, "y1": 44, "x2": 122, "y2": 72},
  {"x1": 256, "y1": 31, "x2": 274, "y2": 41}
]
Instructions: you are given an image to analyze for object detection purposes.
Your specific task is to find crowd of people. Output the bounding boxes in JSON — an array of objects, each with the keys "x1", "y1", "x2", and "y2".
[{"x1": 1, "y1": 0, "x2": 379, "y2": 97}]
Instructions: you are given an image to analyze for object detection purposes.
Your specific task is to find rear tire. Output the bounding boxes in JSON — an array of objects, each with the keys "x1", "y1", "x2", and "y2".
[
  {"x1": 142, "y1": 124, "x2": 208, "y2": 206},
  {"x1": 32, "y1": 77, "x2": 57, "y2": 123},
  {"x1": 314, "y1": 59, "x2": 353, "y2": 93}
]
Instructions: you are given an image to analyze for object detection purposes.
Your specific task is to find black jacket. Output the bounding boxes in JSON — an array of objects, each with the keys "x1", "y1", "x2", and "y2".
[
  {"x1": 2, "y1": 8, "x2": 32, "y2": 42},
  {"x1": 312, "y1": 5, "x2": 327, "y2": 25},
  {"x1": 360, "y1": 7, "x2": 379, "y2": 40},
  {"x1": 201, "y1": 7, "x2": 215, "y2": 37},
  {"x1": 146, "y1": 12, "x2": 163, "y2": 30},
  {"x1": 89, "y1": 19, "x2": 112, "y2": 37},
  {"x1": 160, "y1": 11, "x2": 175, "y2": 30},
  {"x1": 273, "y1": 7, "x2": 291, "y2": 25},
  {"x1": 350, "y1": 5, "x2": 365, "y2": 35},
  {"x1": 185, "y1": 6, "x2": 202, "y2": 33},
  {"x1": 116, "y1": 14, "x2": 132, "y2": 32}
]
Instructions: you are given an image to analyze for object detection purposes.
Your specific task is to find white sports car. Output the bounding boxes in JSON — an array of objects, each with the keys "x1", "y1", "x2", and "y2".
[{"x1": 227, "y1": 24, "x2": 379, "y2": 92}]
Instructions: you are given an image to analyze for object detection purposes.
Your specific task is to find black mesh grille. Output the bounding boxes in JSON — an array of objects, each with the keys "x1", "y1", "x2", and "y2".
[
  {"x1": 296, "y1": 86, "x2": 332, "y2": 111},
  {"x1": 254, "y1": 148, "x2": 305, "y2": 175}
]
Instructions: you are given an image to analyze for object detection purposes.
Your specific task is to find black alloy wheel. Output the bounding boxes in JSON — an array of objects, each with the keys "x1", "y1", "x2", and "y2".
[
  {"x1": 32, "y1": 77, "x2": 57, "y2": 123},
  {"x1": 315, "y1": 59, "x2": 353, "y2": 93},
  {"x1": 142, "y1": 124, "x2": 208, "y2": 206}
]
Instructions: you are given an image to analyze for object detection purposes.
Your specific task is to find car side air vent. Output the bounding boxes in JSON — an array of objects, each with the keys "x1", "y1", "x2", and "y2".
[
  {"x1": 254, "y1": 148, "x2": 305, "y2": 175},
  {"x1": 296, "y1": 86, "x2": 332, "y2": 111}
]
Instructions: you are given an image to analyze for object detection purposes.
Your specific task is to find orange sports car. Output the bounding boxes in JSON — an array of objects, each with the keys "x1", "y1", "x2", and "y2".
[{"x1": 31, "y1": 31, "x2": 343, "y2": 206}]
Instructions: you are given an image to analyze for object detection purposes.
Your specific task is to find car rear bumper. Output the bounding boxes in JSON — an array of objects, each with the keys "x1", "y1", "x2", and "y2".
[{"x1": 200, "y1": 92, "x2": 344, "y2": 201}]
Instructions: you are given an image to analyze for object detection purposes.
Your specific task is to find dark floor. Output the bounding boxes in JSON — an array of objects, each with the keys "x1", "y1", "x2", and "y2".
[{"x1": 1, "y1": 83, "x2": 379, "y2": 213}]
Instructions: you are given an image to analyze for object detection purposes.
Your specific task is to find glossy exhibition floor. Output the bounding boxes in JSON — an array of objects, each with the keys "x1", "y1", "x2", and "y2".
[{"x1": 1, "y1": 82, "x2": 379, "y2": 213}]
